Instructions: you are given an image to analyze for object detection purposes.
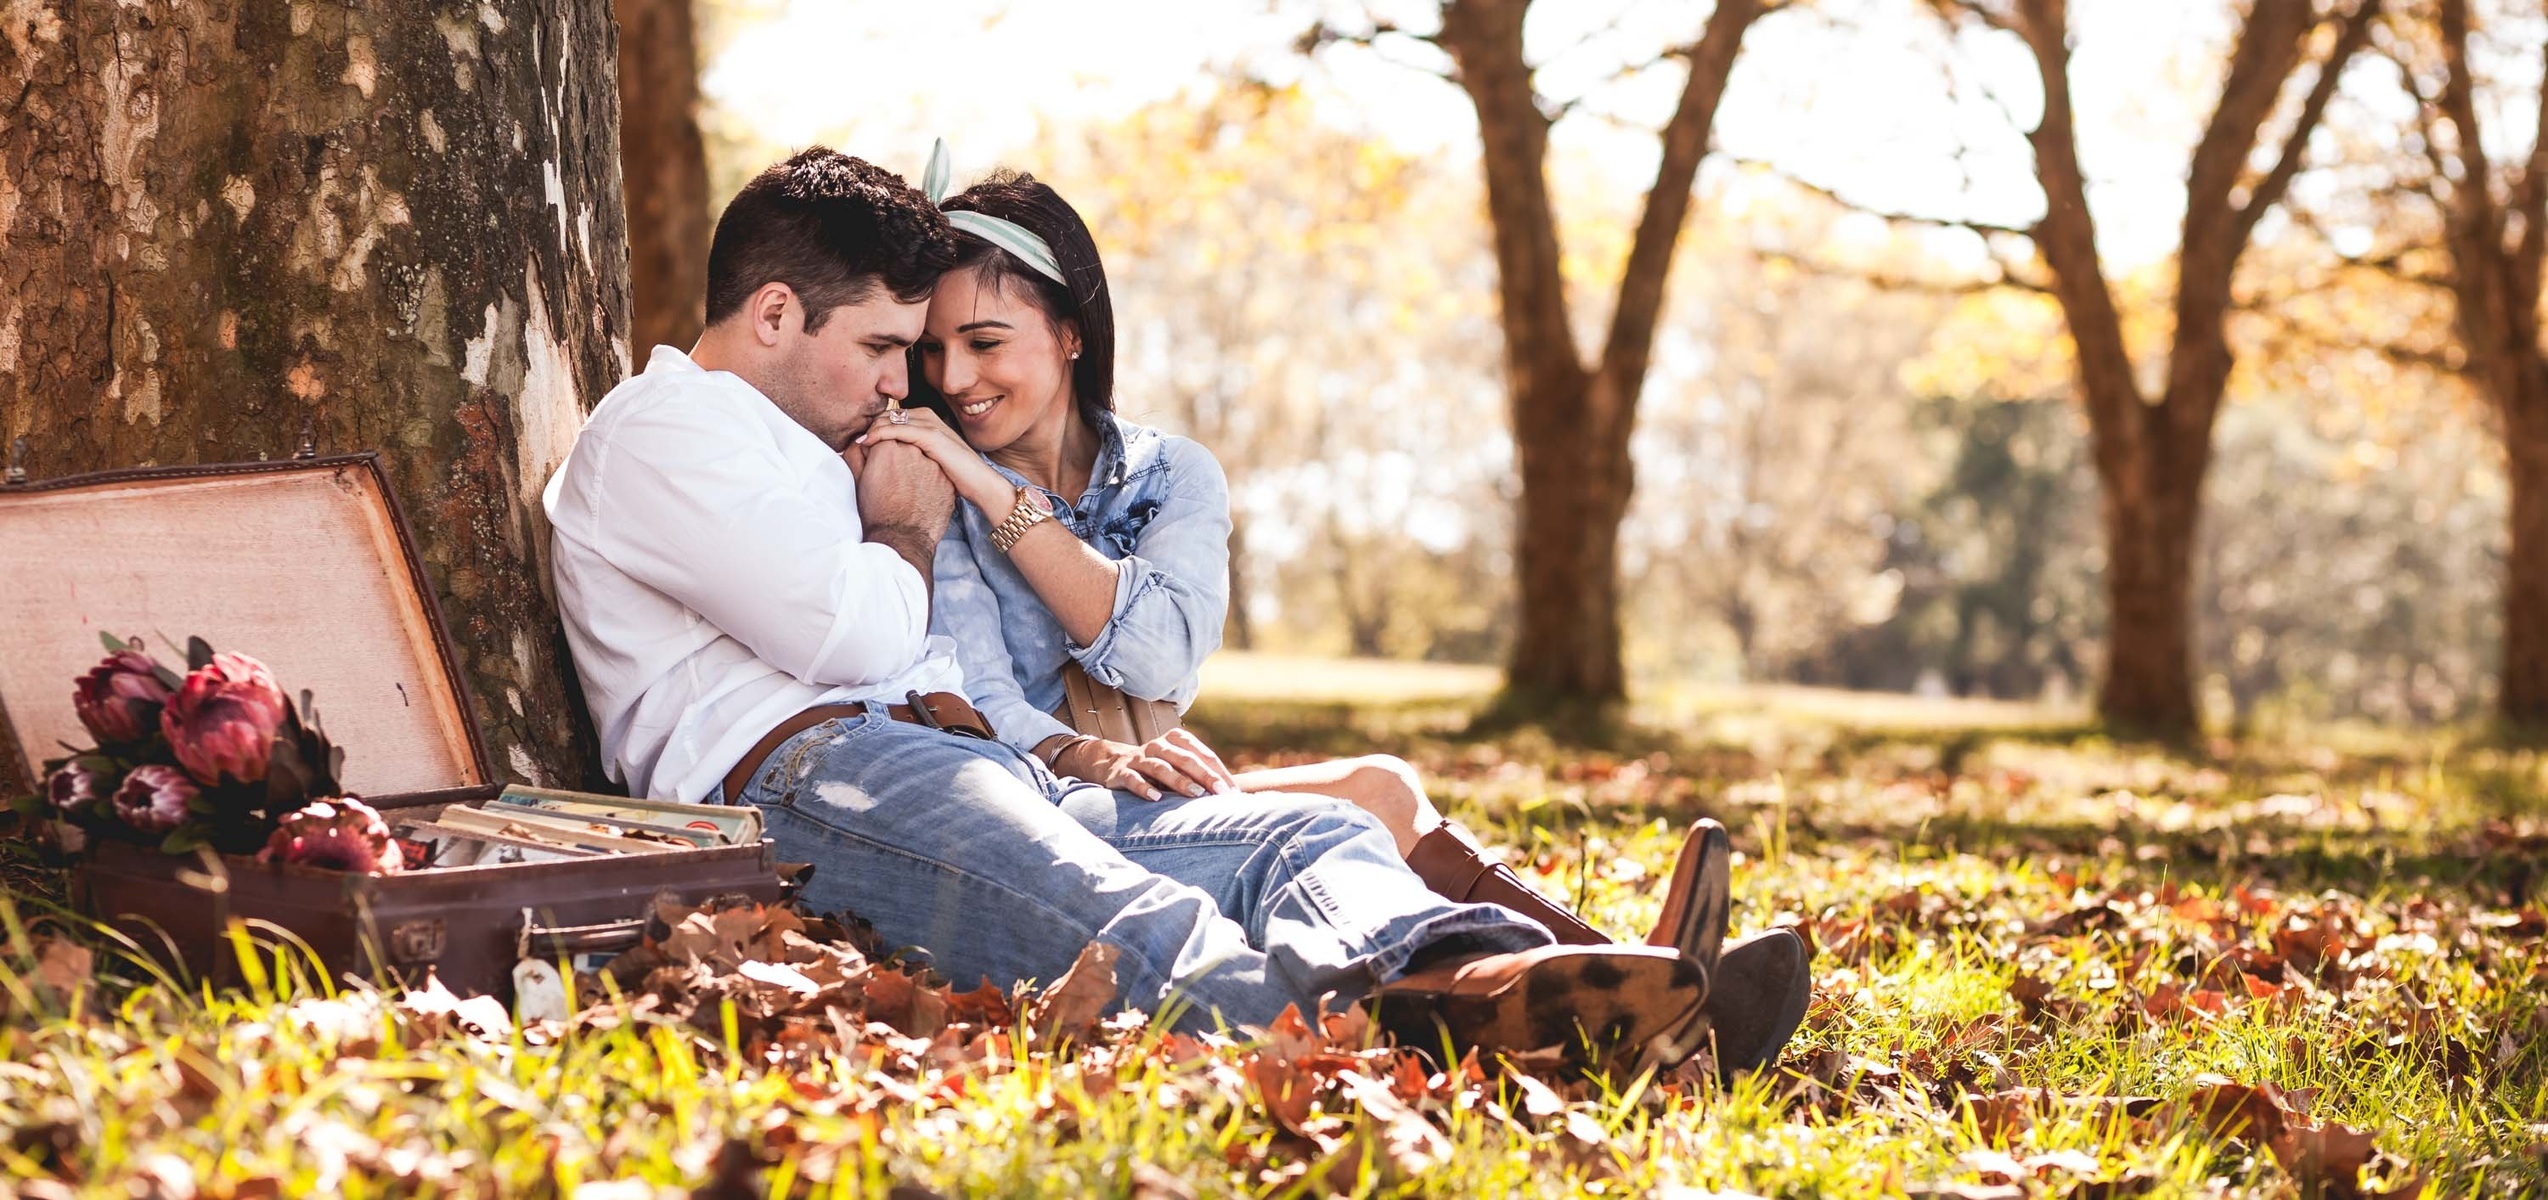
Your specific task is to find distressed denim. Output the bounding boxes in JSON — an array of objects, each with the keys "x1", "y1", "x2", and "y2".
[
  {"x1": 931, "y1": 415, "x2": 1228, "y2": 755},
  {"x1": 738, "y1": 704, "x2": 1550, "y2": 1030}
]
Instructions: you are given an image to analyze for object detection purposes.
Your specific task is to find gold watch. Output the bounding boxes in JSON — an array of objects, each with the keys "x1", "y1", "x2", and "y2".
[{"x1": 990, "y1": 485, "x2": 1052, "y2": 553}]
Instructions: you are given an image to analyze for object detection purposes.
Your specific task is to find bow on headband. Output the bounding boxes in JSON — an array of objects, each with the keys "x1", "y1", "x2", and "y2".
[{"x1": 924, "y1": 138, "x2": 1068, "y2": 286}]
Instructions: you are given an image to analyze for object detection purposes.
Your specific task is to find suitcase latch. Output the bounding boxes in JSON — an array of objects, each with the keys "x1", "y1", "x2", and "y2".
[{"x1": 389, "y1": 918, "x2": 447, "y2": 964}]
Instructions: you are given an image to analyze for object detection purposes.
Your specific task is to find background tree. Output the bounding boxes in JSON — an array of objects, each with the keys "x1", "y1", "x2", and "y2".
[
  {"x1": 0, "y1": 0, "x2": 630, "y2": 787},
  {"x1": 616, "y1": 0, "x2": 714, "y2": 353},
  {"x1": 1912, "y1": 0, "x2": 2383, "y2": 737},
  {"x1": 2377, "y1": 0, "x2": 2548, "y2": 732},
  {"x1": 1304, "y1": 0, "x2": 1771, "y2": 723}
]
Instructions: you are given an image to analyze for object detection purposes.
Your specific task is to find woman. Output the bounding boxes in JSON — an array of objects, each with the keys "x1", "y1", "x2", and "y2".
[{"x1": 863, "y1": 164, "x2": 1807, "y2": 1077}]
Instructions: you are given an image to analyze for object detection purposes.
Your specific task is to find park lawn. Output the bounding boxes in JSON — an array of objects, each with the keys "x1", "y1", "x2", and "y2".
[{"x1": 0, "y1": 688, "x2": 2542, "y2": 1198}]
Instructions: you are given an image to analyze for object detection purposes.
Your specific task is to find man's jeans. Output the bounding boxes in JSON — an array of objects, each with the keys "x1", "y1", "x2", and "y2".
[{"x1": 736, "y1": 705, "x2": 1551, "y2": 1030}]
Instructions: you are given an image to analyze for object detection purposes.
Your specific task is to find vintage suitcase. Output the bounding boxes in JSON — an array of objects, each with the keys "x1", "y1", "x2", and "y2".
[{"x1": 0, "y1": 452, "x2": 784, "y2": 997}]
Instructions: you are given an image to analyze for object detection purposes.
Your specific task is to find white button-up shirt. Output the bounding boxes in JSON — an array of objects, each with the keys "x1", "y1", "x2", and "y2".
[{"x1": 543, "y1": 345, "x2": 963, "y2": 801}]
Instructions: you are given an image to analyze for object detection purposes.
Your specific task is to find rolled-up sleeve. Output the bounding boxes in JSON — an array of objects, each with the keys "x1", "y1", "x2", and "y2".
[
  {"x1": 591, "y1": 404, "x2": 930, "y2": 688},
  {"x1": 1071, "y1": 441, "x2": 1230, "y2": 699},
  {"x1": 932, "y1": 516, "x2": 1078, "y2": 754}
]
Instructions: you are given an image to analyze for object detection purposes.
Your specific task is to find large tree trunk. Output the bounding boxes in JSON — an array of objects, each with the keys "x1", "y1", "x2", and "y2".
[
  {"x1": 614, "y1": 0, "x2": 712, "y2": 354},
  {"x1": 2096, "y1": 471, "x2": 2203, "y2": 736},
  {"x1": 1, "y1": 0, "x2": 631, "y2": 788},
  {"x1": 1437, "y1": 0, "x2": 1759, "y2": 720},
  {"x1": 1507, "y1": 369, "x2": 1631, "y2": 700}
]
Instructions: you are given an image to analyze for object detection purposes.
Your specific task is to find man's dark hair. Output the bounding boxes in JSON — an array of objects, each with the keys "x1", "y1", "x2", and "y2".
[
  {"x1": 909, "y1": 171, "x2": 1116, "y2": 428},
  {"x1": 703, "y1": 148, "x2": 959, "y2": 331}
]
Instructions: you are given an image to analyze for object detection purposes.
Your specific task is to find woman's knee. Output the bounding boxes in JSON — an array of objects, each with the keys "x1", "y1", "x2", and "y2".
[{"x1": 1334, "y1": 755, "x2": 1435, "y2": 841}]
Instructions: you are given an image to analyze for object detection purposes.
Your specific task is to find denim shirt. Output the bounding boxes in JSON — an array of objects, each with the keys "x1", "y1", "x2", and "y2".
[{"x1": 930, "y1": 415, "x2": 1231, "y2": 755}]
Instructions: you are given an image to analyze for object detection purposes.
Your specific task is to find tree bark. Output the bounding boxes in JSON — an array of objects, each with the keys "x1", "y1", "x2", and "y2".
[
  {"x1": 1985, "y1": 0, "x2": 2373, "y2": 738},
  {"x1": 1438, "y1": 0, "x2": 1761, "y2": 718},
  {"x1": 2428, "y1": 0, "x2": 2548, "y2": 730},
  {"x1": 0, "y1": 0, "x2": 631, "y2": 788},
  {"x1": 614, "y1": 0, "x2": 711, "y2": 354}
]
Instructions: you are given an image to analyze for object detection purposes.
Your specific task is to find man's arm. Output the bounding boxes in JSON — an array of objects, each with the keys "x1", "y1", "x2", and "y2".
[{"x1": 864, "y1": 522, "x2": 941, "y2": 605}]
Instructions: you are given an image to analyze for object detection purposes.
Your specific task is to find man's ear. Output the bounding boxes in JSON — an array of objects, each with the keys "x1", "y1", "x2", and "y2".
[{"x1": 749, "y1": 283, "x2": 798, "y2": 347}]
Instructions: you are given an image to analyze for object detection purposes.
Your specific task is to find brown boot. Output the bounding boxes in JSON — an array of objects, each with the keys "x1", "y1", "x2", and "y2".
[
  {"x1": 1364, "y1": 943, "x2": 1708, "y2": 1071},
  {"x1": 1405, "y1": 825, "x2": 1608, "y2": 945}
]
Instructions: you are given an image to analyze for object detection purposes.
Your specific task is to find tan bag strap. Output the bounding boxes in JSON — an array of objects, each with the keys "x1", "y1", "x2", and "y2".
[{"x1": 1053, "y1": 661, "x2": 1182, "y2": 745}]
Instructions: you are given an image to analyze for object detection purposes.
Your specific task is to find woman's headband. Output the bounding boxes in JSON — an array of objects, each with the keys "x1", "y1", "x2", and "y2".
[{"x1": 924, "y1": 139, "x2": 1068, "y2": 287}]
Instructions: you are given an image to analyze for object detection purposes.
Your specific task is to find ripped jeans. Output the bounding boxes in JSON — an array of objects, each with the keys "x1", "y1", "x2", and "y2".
[{"x1": 737, "y1": 703, "x2": 1550, "y2": 1030}]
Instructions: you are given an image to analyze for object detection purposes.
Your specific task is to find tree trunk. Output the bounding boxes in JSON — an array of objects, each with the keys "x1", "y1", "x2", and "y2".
[
  {"x1": 1226, "y1": 511, "x2": 1257, "y2": 652},
  {"x1": 1, "y1": 0, "x2": 631, "y2": 789},
  {"x1": 614, "y1": 0, "x2": 712, "y2": 354},
  {"x1": 2504, "y1": 429, "x2": 2548, "y2": 725},
  {"x1": 2096, "y1": 472, "x2": 2202, "y2": 737},
  {"x1": 1436, "y1": 0, "x2": 1759, "y2": 721},
  {"x1": 1506, "y1": 368, "x2": 1631, "y2": 702}
]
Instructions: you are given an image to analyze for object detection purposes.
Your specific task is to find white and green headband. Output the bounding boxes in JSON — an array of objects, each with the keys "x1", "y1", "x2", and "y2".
[{"x1": 923, "y1": 138, "x2": 1067, "y2": 287}]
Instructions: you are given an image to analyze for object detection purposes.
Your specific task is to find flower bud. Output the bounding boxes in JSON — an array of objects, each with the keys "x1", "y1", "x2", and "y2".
[
  {"x1": 111, "y1": 765, "x2": 198, "y2": 834},
  {"x1": 72, "y1": 650, "x2": 173, "y2": 746},
  {"x1": 45, "y1": 760, "x2": 108, "y2": 815},
  {"x1": 161, "y1": 653, "x2": 288, "y2": 785}
]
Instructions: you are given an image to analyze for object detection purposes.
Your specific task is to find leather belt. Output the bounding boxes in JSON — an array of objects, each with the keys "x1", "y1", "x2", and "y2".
[{"x1": 720, "y1": 691, "x2": 995, "y2": 804}]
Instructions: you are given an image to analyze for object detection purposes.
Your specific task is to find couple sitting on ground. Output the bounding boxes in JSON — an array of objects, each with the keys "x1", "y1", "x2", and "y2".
[{"x1": 544, "y1": 145, "x2": 1808, "y2": 1076}]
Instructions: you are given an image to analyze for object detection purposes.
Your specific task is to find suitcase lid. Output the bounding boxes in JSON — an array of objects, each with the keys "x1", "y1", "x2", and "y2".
[{"x1": 0, "y1": 453, "x2": 493, "y2": 805}]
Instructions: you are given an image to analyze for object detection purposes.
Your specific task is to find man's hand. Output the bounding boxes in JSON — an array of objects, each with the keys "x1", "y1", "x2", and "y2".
[
  {"x1": 1045, "y1": 729, "x2": 1237, "y2": 801},
  {"x1": 854, "y1": 439, "x2": 957, "y2": 532},
  {"x1": 852, "y1": 439, "x2": 956, "y2": 597}
]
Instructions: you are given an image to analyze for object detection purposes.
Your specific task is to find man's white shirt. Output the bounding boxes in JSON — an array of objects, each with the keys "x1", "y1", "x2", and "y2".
[{"x1": 543, "y1": 345, "x2": 964, "y2": 801}]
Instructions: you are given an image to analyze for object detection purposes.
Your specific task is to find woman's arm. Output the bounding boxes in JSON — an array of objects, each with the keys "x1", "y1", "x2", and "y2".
[{"x1": 1064, "y1": 440, "x2": 1230, "y2": 700}]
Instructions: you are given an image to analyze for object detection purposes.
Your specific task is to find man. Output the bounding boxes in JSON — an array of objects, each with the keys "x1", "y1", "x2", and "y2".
[{"x1": 544, "y1": 148, "x2": 1710, "y2": 1067}]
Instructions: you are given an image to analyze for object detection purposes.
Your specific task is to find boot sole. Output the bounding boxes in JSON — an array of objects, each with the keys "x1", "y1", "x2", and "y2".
[{"x1": 1368, "y1": 945, "x2": 1708, "y2": 1071}]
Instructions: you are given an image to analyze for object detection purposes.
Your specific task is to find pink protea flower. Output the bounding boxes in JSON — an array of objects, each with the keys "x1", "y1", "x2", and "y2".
[
  {"x1": 161, "y1": 653, "x2": 287, "y2": 785},
  {"x1": 111, "y1": 765, "x2": 198, "y2": 834},
  {"x1": 259, "y1": 798, "x2": 404, "y2": 875},
  {"x1": 45, "y1": 760, "x2": 108, "y2": 815},
  {"x1": 72, "y1": 649, "x2": 173, "y2": 746}
]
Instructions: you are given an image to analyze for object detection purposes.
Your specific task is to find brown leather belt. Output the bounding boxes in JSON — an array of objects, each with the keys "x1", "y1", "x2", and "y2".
[{"x1": 720, "y1": 691, "x2": 994, "y2": 804}]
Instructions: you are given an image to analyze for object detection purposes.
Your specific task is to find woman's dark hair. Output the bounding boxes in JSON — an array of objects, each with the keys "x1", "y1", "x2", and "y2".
[
  {"x1": 704, "y1": 147, "x2": 959, "y2": 331},
  {"x1": 909, "y1": 170, "x2": 1115, "y2": 431}
]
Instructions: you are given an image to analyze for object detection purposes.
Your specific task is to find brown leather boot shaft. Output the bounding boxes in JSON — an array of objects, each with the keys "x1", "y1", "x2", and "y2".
[{"x1": 1405, "y1": 826, "x2": 1611, "y2": 946}]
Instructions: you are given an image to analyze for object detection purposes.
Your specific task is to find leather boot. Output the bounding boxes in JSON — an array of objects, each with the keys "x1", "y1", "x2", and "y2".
[
  {"x1": 1405, "y1": 824, "x2": 1609, "y2": 945},
  {"x1": 1365, "y1": 943, "x2": 1708, "y2": 1072},
  {"x1": 1697, "y1": 928, "x2": 1812, "y2": 1085}
]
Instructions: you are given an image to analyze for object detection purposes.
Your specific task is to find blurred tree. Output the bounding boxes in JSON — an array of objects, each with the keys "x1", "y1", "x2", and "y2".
[
  {"x1": 0, "y1": 0, "x2": 629, "y2": 788},
  {"x1": 2386, "y1": 0, "x2": 2548, "y2": 732},
  {"x1": 616, "y1": 0, "x2": 713, "y2": 353},
  {"x1": 1302, "y1": 0, "x2": 1770, "y2": 723},
  {"x1": 1066, "y1": 82, "x2": 1505, "y2": 655},
  {"x1": 1919, "y1": 0, "x2": 2383, "y2": 737}
]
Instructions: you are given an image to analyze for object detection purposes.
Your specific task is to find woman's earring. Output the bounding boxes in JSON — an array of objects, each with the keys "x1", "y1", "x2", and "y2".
[{"x1": 1068, "y1": 350, "x2": 1081, "y2": 360}]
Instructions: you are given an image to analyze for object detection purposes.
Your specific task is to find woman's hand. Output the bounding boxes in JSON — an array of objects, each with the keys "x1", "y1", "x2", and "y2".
[
  {"x1": 1047, "y1": 729, "x2": 1237, "y2": 801},
  {"x1": 855, "y1": 406, "x2": 1015, "y2": 513}
]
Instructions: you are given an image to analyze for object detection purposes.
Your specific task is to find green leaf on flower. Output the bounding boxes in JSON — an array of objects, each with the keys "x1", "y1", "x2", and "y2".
[
  {"x1": 100, "y1": 631, "x2": 129, "y2": 653},
  {"x1": 185, "y1": 636, "x2": 215, "y2": 672},
  {"x1": 160, "y1": 825, "x2": 208, "y2": 855}
]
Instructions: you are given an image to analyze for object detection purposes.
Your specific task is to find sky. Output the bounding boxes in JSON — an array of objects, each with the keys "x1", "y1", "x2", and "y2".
[{"x1": 702, "y1": 0, "x2": 2247, "y2": 270}]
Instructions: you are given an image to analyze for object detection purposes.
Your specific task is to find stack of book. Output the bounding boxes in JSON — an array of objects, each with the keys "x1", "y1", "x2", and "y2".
[{"x1": 397, "y1": 786, "x2": 764, "y2": 868}]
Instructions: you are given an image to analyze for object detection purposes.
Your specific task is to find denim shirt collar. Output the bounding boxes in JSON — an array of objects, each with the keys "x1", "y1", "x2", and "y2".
[{"x1": 985, "y1": 412, "x2": 1136, "y2": 515}]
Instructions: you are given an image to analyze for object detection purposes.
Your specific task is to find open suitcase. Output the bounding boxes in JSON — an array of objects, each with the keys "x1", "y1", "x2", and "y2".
[{"x1": 0, "y1": 452, "x2": 785, "y2": 997}]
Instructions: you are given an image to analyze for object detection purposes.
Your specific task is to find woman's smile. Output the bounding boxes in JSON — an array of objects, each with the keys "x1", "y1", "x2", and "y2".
[{"x1": 958, "y1": 395, "x2": 1001, "y2": 420}]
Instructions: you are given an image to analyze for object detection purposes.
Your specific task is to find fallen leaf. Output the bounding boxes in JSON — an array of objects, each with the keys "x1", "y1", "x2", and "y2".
[{"x1": 1030, "y1": 943, "x2": 1120, "y2": 1041}]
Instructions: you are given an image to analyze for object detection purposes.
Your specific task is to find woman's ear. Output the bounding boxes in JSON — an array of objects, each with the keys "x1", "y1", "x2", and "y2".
[{"x1": 1059, "y1": 319, "x2": 1083, "y2": 363}]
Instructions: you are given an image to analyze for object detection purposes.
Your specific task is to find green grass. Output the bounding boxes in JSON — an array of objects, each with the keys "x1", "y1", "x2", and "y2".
[{"x1": 2, "y1": 682, "x2": 2542, "y2": 1197}]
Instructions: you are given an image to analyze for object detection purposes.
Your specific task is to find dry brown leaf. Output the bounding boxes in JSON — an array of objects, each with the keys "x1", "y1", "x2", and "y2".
[{"x1": 1030, "y1": 942, "x2": 1120, "y2": 1041}]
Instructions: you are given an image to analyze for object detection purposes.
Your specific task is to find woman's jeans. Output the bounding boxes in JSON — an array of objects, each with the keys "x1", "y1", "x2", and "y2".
[{"x1": 737, "y1": 704, "x2": 1550, "y2": 1031}]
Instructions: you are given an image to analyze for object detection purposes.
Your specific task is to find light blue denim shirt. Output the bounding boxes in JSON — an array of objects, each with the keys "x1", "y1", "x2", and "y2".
[{"x1": 930, "y1": 414, "x2": 1231, "y2": 756}]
